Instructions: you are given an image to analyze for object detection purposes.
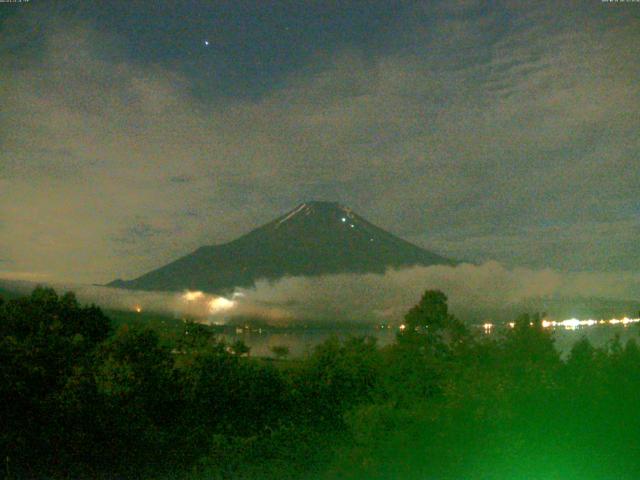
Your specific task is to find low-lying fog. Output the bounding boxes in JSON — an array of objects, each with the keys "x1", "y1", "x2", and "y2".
[{"x1": 2, "y1": 261, "x2": 640, "y2": 325}]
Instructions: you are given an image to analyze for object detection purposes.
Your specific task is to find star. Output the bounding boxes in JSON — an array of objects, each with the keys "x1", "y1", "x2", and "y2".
[{"x1": 204, "y1": 40, "x2": 210, "y2": 46}]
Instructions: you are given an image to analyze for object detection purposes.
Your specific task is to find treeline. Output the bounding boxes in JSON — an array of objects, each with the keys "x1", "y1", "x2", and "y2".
[{"x1": 2, "y1": 288, "x2": 640, "y2": 479}]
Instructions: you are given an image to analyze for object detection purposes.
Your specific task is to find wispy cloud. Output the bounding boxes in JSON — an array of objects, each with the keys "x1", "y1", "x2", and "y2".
[
  {"x1": 0, "y1": 1, "x2": 638, "y2": 284},
  {"x1": 3, "y1": 262, "x2": 639, "y2": 324}
]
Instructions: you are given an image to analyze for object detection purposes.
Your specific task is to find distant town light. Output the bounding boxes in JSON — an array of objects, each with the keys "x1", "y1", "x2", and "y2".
[
  {"x1": 536, "y1": 317, "x2": 640, "y2": 329},
  {"x1": 507, "y1": 316, "x2": 640, "y2": 331},
  {"x1": 560, "y1": 318, "x2": 580, "y2": 329},
  {"x1": 209, "y1": 296, "x2": 236, "y2": 314},
  {"x1": 182, "y1": 290, "x2": 205, "y2": 301}
]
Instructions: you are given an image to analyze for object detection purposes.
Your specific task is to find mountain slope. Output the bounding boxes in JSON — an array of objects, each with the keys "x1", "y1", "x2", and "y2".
[{"x1": 108, "y1": 201, "x2": 455, "y2": 293}]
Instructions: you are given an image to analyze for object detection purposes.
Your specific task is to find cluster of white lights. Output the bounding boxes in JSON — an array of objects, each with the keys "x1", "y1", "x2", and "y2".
[
  {"x1": 479, "y1": 317, "x2": 640, "y2": 333},
  {"x1": 208, "y1": 296, "x2": 236, "y2": 314},
  {"x1": 179, "y1": 289, "x2": 237, "y2": 315},
  {"x1": 495, "y1": 317, "x2": 640, "y2": 330},
  {"x1": 182, "y1": 290, "x2": 204, "y2": 301},
  {"x1": 541, "y1": 317, "x2": 640, "y2": 330},
  {"x1": 340, "y1": 216, "x2": 356, "y2": 228}
]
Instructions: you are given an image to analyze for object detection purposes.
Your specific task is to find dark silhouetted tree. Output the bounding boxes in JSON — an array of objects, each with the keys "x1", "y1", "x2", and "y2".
[
  {"x1": 399, "y1": 290, "x2": 468, "y2": 356},
  {"x1": 271, "y1": 344, "x2": 290, "y2": 360}
]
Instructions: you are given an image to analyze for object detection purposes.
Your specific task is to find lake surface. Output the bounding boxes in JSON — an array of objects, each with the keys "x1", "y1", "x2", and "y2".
[{"x1": 222, "y1": 323, "x2": 640, "y2": 358}]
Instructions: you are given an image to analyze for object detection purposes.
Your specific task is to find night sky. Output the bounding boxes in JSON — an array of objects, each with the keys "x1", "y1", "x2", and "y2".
[{"x1": 1, "y1": 0, "x2": 639, "y2": 284}]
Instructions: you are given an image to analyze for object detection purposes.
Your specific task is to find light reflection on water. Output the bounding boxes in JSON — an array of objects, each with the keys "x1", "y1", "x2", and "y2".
[{"x1": 223, "y1": 323, "x2": 640, "y2": 358}]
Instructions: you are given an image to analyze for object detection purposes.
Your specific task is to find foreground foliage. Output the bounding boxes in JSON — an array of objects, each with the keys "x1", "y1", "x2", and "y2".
[{"x1": 1, "y1": 288, "x2": 640, "y2": 479}]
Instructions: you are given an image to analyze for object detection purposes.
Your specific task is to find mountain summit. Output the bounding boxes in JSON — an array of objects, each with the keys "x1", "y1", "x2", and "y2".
[{"x1": 108, "y1": 201, "x2": 454, "y2": 293}]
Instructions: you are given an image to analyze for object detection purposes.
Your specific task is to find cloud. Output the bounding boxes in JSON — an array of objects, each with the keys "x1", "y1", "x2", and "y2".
[
  {"x1": 0, "y1": 271, "x2": 54, "y2": 282},
  {"x1": 168, "y1": 175, "x2": 194, "y2": 184},
  {"x1": 424, "y1": 220, "x2": 640, "y2": 272},
  {"x1": 0, "y1": 1, "x2": 638, "y2": 285},
  {"x1": 236, "y1": 261, "x2": 640, "y2": 323},
  {"x1": 3, "y1": 262, "x2": 639, "y2": 325}
]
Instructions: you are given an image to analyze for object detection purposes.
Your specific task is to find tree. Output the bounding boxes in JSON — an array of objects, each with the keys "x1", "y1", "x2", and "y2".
[
  {"x1": 404, "y1": 290, "x2": 449, "y2": 332},
  {"x1": 296, "y1": 336, "x2": 382, "y2": 425},
  {"x1": 504, "y1": 312, "x2": 559, "y2": 369},
  {"x1": 92, "y1": 326, "x2": 182, "y2": 475},
  {"x1": 399, "y1": 290, "x2": 468, "y2": 355},
  {"x1": 270, "y1": 345, "x2": 290, "y2": 360},
  {"x1": 176, "y1": 320, "x2": 217, "y2": 352},
  {"x1": 230, "y1": 339, "x2": 251, "y2": 356},
  {"x1": 0, "y1": 288, "x2": 112, "y2": 477}
]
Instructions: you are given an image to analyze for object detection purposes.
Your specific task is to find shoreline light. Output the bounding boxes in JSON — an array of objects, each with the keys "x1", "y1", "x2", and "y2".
[
  {"x1": 537, "y1": 317, "x2": 640, "y2": 330},
  {"x1": 491, "y1": 317, "x2": 640, "y2": 331}
]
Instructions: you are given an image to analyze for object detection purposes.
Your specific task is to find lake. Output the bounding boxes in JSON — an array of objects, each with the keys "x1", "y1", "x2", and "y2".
[{"x1": 221, "y1": 323, "x2": 640, "y2": 358}]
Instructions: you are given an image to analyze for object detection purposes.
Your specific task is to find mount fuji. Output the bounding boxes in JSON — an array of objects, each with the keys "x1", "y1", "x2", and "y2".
[{"x1": 108, "y1": 201, "x2": 455, "y2": 293}]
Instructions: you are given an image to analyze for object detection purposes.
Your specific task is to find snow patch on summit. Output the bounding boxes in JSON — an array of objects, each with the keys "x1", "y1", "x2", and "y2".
[
  {"x1": 276, "y1": 203, "x2": 309, "y2": 227},
  {"x1": 340, "y1": 206, "x2": 355, "y2": 220}
]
